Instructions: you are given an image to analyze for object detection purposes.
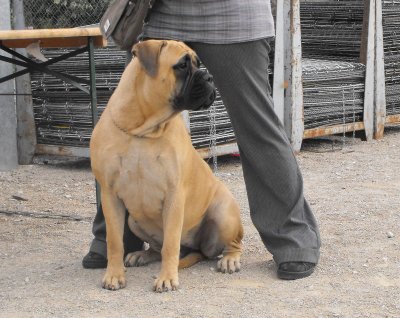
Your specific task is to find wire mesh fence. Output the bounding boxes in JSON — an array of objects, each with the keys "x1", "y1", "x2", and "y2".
[
  {"x1": 16, "y1": 0, "x2": 384, "y2": 152},
  {"x1": 300, "y1": 0, "x2": 365, "y2": 61},
  {"x1": 30, "y1": 45, "x2": 236, "y2": 151},
  {"x1": 22, "y1": 0, "x2": 111, "y2": 29},
  {"x1": 300, "y1": 0, "x2": 366, "y2": 130}
]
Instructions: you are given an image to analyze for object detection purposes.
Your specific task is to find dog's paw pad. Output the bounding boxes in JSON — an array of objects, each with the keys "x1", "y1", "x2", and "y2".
[
  {"x1": 153, "y1": 275, "x2": 179, "y2": 293},
  {"x1": 217, "y1": 255, "x2": 241, "y2": 274},
  {"x1": 102, "y1": 271, "x2": 126, "y2": 291}
]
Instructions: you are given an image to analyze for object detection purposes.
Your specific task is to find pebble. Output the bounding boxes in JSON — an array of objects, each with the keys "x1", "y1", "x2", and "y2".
[
  {"x1": 387, "y1": 231, "x2": 394, "y2": 238},
  {"x1": 25, "y1": 277, "x2": 29, "y2": 283}
]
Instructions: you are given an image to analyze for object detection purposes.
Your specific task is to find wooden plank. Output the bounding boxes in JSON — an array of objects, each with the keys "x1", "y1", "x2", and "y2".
[
  {"x1": 363, "y1": 0, "x2": 376, "y2": 141},
  {"x1": 0, "y1": 27, "x2": 106, "y2": 48},
  {"x1": 0, "y1": 27, "x2": 102, "y2": 40},
  {"x1": 303, "y1": 122, "x2": 365, "y2": 139},
  {"x1": 35, "y1": 144, "x2": 90, "y2": 157},
  {"x1": 0, "y1": 36, "x2": 106, "y2": 49},
  {"x1": 273, "y1": 0, "x2": 285, "y2": 124},
  {"x1": 374, "y1": 0, "x2": 386, "y2": 139},
  {"x1": 36, "y1": 143, "x2": 239, "y2": 160},
  {"x1": 385, "y1": 114, "x2": 400, "y2": 124},
  {"x1": 287, "y1": 0, "x2": 304, "y2": 153},
  {"x1": 282, "y1": 0, "x2": 304, "y2": 152},
  {"x1": 196, "y1": 143, "x2": 239, "y2": 159},
  {"x1": 360, "y1": 0, "x2": 370, "y2": 64}
]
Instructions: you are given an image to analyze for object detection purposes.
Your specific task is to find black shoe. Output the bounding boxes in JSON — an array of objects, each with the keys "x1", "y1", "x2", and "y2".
[
  {"x1": 277, "y1": 262, "x2": 316, "y2": 280},
  {"x1": 82, "y1": 252, "x2": 107, "y2": 269}
]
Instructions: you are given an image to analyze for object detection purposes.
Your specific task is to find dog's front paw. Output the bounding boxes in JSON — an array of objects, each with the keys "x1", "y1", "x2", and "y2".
[
  {"x1": 217, "y1": 253, "x2": 241, "y2": 274},
  {"x1": 102, "y1": 268, "x2": 126, "y2": 291},
  {"x1": 153, "y1": 271, "x2": 179, "y2": 293}
]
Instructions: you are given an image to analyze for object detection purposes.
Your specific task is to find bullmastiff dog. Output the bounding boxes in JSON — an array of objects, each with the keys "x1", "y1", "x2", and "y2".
[{"x1": 90, "y1": 40, "x2": 243, "y2": 292}]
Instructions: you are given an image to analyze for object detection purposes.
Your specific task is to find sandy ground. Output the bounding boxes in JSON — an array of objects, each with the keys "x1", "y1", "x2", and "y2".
[{"x1": 0, "y1": 127, "x2": 399, "y2": 318}]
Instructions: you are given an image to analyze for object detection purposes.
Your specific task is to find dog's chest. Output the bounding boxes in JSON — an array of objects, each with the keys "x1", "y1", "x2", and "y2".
[{"x1": 114, "y1": 146, "x2": 173, "y2": 220}]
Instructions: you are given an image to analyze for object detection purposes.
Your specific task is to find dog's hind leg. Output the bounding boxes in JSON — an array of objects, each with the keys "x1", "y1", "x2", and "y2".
[
  {"x1": 125, "y1": 249, "x2": 161, "y2": 267},
  {"x1": 202, "y1": 184, "x2": 243, "y2": 274},
  {"x1": 125, "y1": 215, "x2": 162, "y2": 267},
  {"x1": 217, "y1": 236, "x2": 242, "y2": 274},
  {"x1": 178, "y1": 252, "x2": 204, "y2": 269},
  {"x1": 125, "y1": 247, "x2": 204, "y2": 269}
]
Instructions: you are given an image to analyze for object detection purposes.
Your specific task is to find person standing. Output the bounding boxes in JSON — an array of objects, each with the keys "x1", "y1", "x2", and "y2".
[{"x1": 83, "y1": 0, "x2": 321, "y2": 280}]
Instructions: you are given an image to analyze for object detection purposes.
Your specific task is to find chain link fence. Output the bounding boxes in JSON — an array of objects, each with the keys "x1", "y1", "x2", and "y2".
[{"x1": 22, "y1": 0, "x2": 111, "y2": 29}]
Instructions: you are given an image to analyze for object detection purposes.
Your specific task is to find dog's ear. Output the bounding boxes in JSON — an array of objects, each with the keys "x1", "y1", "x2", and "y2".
[{"x1": 132, "y1": 41, "x2": 166, "y2": 77}]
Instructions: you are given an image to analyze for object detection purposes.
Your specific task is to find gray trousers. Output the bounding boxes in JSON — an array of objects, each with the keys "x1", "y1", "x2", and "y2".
[{"x1": 89, "y1": 38, "x2": 321, "y2": 265}]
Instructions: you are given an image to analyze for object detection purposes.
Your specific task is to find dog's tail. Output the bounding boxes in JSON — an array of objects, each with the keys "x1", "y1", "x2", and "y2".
[{"x1": 178, "y1": 252, "x2": 204, "y2": 269}]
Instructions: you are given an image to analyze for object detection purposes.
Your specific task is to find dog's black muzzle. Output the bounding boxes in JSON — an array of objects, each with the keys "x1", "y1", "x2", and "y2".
[{"x1": 173, "y1": 69, "x2": 217, "y2": 111}]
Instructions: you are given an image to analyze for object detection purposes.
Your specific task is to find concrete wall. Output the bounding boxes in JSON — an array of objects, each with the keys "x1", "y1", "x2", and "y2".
[
  {"x1": 0, "y1": 0, "x2": 18, "y2": 171},
  {"x1": 13, "y1": 0, "x2": 37, "y2": 165}
]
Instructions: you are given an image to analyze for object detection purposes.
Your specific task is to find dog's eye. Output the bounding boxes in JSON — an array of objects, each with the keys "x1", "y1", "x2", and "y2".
[{"x1": 176, "y1": 62, "x2": 187, "y2": 70}]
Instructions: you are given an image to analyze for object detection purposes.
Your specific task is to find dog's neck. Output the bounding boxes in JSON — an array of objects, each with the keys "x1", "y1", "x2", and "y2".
[
  {"x1": 111, "y1": 105, "x2": 175, "y2": 138},
  {"x1": 109, "y1": 63, "x2": 177, "y2": 138}
]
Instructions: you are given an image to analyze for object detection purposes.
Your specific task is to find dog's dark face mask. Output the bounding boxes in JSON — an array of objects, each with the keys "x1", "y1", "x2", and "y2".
[{"x1": 172, "y1": 54, "x2": 216, "y2": 111}]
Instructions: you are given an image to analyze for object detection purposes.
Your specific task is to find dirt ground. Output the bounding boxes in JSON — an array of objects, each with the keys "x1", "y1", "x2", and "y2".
[{"x1": 0, "y1": 127, "x2": 399, "y2": 318}]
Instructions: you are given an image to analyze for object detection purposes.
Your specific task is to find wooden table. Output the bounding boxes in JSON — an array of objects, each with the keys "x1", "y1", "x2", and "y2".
[
  {"x1": 0, "y1": 27, "x2": 106, "y2": 205},
  {"x1": 0, "y1": 27, "x2": 106, "y2": 123}
]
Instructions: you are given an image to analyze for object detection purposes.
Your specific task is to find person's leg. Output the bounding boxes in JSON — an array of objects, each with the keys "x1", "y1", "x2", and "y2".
[
  {"x1": 188, "y1": 39, "x2": 321, "y2": 279},
  {"x1": 89, "y1": 203, "x2": 107, "y2": 254},
  {"x1": 82, "y1": 203, "x2": 144, "y2": 268}
]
